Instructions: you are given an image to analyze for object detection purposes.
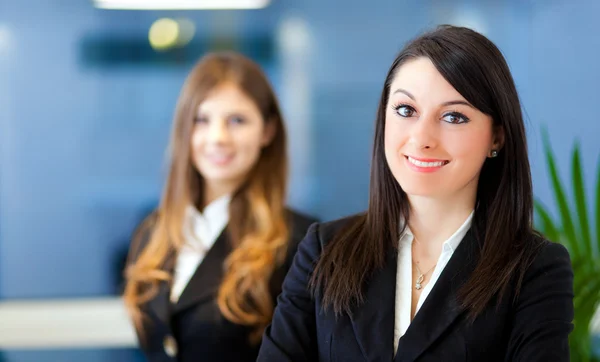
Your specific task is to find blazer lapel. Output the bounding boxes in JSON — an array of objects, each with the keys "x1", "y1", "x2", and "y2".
[
  {"x1": 394, "y1": 229, "x2": 479, "y2": 362},
  {"x1": 349, "y1": 245, "x2": 398, "y2": 362},
  {"x1": 171, "y1": 230, "x2": 231, "y2": 314}
]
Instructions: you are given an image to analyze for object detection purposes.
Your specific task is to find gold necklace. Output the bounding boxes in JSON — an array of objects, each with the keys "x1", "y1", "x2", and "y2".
[
  {"x1": 413, "y1": 261, "x2": 437, "y2": 290},
  {"x1": 412, "y1": 236, "x2": 437, "y2": 290}
]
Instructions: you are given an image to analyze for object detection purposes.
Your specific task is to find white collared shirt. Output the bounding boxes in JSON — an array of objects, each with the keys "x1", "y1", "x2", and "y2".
[
  {"x1": 393, "y1": 211, "x2": 474, "y2": 354},
  {"x1": 169, "y1": 194, "x2": 231, "y2": 303}
]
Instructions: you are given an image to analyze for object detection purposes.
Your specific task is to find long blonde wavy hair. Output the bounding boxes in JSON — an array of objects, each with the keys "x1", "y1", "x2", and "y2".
[{"x1": 123, "y1": 52, "x2": 289, "y2": 343}]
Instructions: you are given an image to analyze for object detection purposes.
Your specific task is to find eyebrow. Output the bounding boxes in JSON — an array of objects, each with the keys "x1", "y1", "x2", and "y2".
[
  {"x1": 196, "y1": 110, "x2": 247, "y2": 117},
  {"x1": 392, "y1": 88, "x2": 476, "y2": 109}
]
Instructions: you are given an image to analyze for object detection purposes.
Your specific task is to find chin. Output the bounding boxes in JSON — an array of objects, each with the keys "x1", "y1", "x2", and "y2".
[
  {"x1": 397, "y1": 179, "x2": 440, "y2": 198},
  {"x1": 401, "y1": 188, "x2": 439, "y2": 198},
  {"x1": 198, "y1": 168, "x2": 231, "y2": 180},
  {"x1": 205, "y1": 171, "x2": 238, "y2": 182}
]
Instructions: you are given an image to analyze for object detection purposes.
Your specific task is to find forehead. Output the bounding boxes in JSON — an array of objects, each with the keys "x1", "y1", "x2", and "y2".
[
  {"x1": 389, "y1": 57, "x2": 466, "y2": 103},
  {"x1": 197, "y1": 82, "x2": 258, "y2": 112}
]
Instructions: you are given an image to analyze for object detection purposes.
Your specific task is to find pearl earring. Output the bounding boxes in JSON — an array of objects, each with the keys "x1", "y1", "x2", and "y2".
[{"x1": 491, "y1": 150, "x2": 498, "y2": 158}]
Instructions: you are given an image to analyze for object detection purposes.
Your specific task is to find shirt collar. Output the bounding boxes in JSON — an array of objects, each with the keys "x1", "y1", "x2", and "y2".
[
  {"x1": 186, "y1": 194, "x2": 230, "y2": 220},
  {"x1": 400, "y1": 210, "x2": 474, "y2": 253},
  {"x1": 184, "y1": 194, "x2": 231, "y2": 246}
]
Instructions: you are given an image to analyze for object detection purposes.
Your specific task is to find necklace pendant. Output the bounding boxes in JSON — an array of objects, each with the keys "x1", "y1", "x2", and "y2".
[{"x1": 415, "y1": 274, "x2": 424, "y2": 290}]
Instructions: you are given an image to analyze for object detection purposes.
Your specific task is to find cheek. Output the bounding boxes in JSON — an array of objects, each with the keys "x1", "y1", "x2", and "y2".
[
  {"x1": 384, "y1": 119, "x2": 407, "y2": 158},
  {"x1": 233, "y1": 128, "x2": 265, "y2": 159},
  {"x1": 454, "y1": 129, "x2": 491, "y2": 155},
  {"x1": 446, "y1": 130, "x2": 492, "y2": 168},
  {"x1": 190, "y1": 130, "x2": 202, "y2": 148},
  {"x1": 190, "y1": 130, "x2": 204, "y2": 162}
]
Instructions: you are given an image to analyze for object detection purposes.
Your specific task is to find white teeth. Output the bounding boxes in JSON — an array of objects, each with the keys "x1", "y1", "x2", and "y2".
[{"x1": 407, "y1": 157, "x2": 445, "y2": 167}]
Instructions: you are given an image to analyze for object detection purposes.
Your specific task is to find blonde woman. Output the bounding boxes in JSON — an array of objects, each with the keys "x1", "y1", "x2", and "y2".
[{"x1": 124, "y1": 52, "x2": 316, "y2": 362}]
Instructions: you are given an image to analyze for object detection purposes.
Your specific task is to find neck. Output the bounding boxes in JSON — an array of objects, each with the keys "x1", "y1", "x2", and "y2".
[
  {"x1": 407, "y1": 194, "x2": 474, "y2": 253},
  {"x1": 203, "y1": 182, "x2": 236, "y2": 210}
]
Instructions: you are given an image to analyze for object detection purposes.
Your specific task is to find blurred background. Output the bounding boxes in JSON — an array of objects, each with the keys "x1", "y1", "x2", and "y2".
[{"x1": 1, "y1": 0, "x2": 599, "y2": 361}]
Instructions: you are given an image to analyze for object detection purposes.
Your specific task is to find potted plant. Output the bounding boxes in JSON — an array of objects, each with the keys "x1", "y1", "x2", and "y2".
[{"x1": 534, "y1": 129, "x2": 600, "y2": 362}]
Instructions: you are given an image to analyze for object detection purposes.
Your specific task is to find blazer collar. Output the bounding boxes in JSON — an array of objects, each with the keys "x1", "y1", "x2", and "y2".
[
  {"x1": 394, "y1": 228, "x2": 478, "y2": 361},
  {"x1": 349, "y1": 245, "x2": 399, "y2": 361},
  {"x1": 349, "y1": 229, "x2": 479, "y2": 362},
  {"x1": 170, "y1": 230, "x2": 230, "y2": 314},
  {"x1": 144, "y1": 230, "x2": 230, "y2": 321}
]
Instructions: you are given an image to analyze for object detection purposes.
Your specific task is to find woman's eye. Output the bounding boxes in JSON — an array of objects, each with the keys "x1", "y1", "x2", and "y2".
[
  {"x1": 395, "y1": 105, "x2": 416, "y2": 117},
  {"x1": 229, "y1": 116, "x2": 245, "y2": 125},
  {"x1": 194, "y1": 116, "x2": 209, "y2": 124},
  {"x1": 442, "y1": 112, "x2": 470, "y2": 124}
]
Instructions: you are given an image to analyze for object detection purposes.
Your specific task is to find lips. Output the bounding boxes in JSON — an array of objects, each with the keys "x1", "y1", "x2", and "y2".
[
  {"x1": 404, "y1": 155, "x2": 450, "y2": 173},
  {"x1": 406, "y1": 156, "x2": 449, "y2": 167},
  {"x1": 205, "y1": 153, "x2": 234, "y2": 165}
]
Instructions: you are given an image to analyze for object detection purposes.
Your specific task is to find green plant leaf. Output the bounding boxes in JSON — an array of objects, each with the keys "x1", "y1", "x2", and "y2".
[
  {"x1": 570, "y1": 274, "x2": 600, "y2": 361},
  {"x1": 574, "y1": 275, "x2": 600, "y2": 312},
  {"x1": 535, "y1": 127, "x2": 600, "y2": 360},
  {"x1": 534, "y1": 200, "x2": 561, "y2": 243},
  {"x1": 542, "y1": 129, "x2": 579, "y2": 259},
  {"x1": 572, "y1": 143, "x2": 593, "y2": 258},
  {"x1": 572, "y1": 260, "x2": 599, "y2": 298},
  {"x1": 596, "y1": 156, "x2": 600, "y2": 258},
  {"x1": 572, "y1": 260, "x2": 600, "y2": 293}
]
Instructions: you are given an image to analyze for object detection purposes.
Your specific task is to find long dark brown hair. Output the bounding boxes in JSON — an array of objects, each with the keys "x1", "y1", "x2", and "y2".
[
  {"x1": 124, "y1": 52, "x2": 289, "y2": 343},
  {"x1": 311, "y1": 25, "x2": 542, "y2": 318}
]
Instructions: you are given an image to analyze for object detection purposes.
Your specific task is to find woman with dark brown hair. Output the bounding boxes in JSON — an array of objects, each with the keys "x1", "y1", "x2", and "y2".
[
  {"x1": 124, "y1": 52, "x2": 316, "y2": 362},
  {"x1": 258, "y1": 25, "x2": 574, "y2": 362}
]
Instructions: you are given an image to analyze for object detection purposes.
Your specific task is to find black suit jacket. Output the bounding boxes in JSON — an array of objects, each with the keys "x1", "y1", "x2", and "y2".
[
  {"x1": 131, "y1": 209, "x2": 317, "y2": 362},
  {"x1": 257, "y1": 216, "x2": 574, "y2": 362}
]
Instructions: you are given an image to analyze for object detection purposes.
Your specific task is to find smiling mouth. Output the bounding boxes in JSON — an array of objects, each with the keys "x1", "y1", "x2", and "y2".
[
  {"x1": 206, "y1": 154, "x2": 234, "y2": 164},
  {"x1": 405, "y1": 156, "x2": 450, "y2": 168}
]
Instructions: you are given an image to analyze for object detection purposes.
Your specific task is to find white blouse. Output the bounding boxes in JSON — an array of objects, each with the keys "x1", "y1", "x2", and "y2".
[
  {"x1": 393, "y1": 211, "x2": 474, "y2": 354},
  {"x1": 169, "y1": 194, "x2": 231, "y2": 303}
]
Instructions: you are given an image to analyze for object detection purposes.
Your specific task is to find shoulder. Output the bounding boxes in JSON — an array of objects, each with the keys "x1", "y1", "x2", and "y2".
[
  {"x1": 526, "y1": 236, "x2": 572, "y2": 277},
  {"x1": 282, "y1": 209, "x2": 317, "y2": 265},
  {"x1": 285, "y1": 209, "x2": 319, "y2": 240},
  {"x1": 280, "y1": 211, "x2": 363, "y2": 265},
  {"x1": 518, "y1": 234, "x2": 573, "y2": 298},
  {"x1": 274, "y1": 213, "x2": 365, "y2": 290},
  {"x1": 314, "y1": 213, "x2": 363, "y2": 247},
  {"x1": 128, "y1": 210, "x2": 160, "y2": 264},
  {"x1": 506, "y1": 235, "x2": 574, "y2": 358},
  {"x1": 290, "y1": 212, "x2": 364, "y2": 255}
]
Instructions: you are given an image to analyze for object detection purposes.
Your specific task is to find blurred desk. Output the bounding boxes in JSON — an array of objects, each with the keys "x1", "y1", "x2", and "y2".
[
  {"x1": 0, "y1": 297, "x2": 137, "y2": 349},
  {"x1": 0, "y1": 297, "x2": 598, "y2": 350}
]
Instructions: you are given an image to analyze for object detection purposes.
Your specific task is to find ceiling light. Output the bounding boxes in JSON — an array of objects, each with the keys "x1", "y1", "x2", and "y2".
[{"x1": 93, "y1": 0, "x2": 270, "y2": 10}]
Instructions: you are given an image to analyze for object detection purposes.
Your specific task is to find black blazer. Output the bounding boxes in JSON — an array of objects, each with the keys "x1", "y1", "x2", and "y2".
[
  {"x1": 257, "y1": 216, "x2": 574, "y2": 362},
  {"x1": 130, "y1": 209, "x2": 317, "y2": 362}
]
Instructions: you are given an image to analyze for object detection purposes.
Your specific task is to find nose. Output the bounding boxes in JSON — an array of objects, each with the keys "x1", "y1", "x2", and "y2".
[
  {"x1": 206, "y1": 119, "x2": 231, "y2": 144},
  {"x1": 409, "y1": 113, "x2": 439, "y2": 150}
]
